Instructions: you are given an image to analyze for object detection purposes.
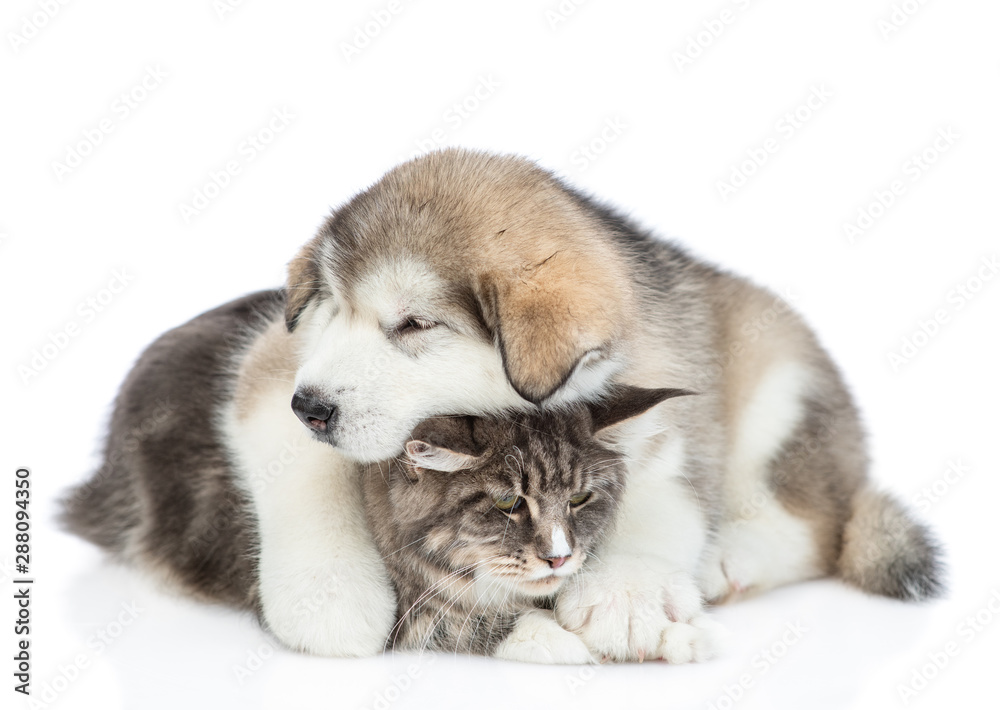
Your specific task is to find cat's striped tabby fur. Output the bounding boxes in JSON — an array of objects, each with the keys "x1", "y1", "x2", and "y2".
[{"x1": 362, "y1": 385, "x2": 709, "y2": 664}]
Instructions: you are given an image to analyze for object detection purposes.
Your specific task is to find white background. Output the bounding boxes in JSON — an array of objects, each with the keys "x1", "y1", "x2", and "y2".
[{"x1": 2, "y1": 1, "x2": 999, "y2": 708}]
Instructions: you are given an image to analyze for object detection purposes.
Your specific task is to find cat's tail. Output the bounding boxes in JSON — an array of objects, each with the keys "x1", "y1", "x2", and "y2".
[{"x1": 837, "y1": 484, "x2": 944, "y2": 601}]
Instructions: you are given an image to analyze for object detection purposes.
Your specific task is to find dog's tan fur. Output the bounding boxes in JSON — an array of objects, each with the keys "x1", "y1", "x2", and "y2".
[
  {"x1": 232, "y1": 319, "x2": 297, "y2": 422},
  {"x1": 286, "y1": 151, "x2": 636, "y2": 403}
]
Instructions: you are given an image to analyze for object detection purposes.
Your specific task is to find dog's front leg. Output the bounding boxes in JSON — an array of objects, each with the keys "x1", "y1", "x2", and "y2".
[
  {"x1": 554, "y1": 437, "x2": 726, "y2": 663},
  {"x1": 228, "y1": 388, "x2": 396, "y2": 657}
]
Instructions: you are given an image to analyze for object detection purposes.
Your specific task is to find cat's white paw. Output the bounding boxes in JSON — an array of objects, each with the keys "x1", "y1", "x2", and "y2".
[
  {"x1": 259, "y1": 562, "x2": 396, "y2": 657},
  {"x1": 657, "y1": 614, "x2": 729, "y2": 664},
  {"x1": 494, "y1": 610, "x2": 596, "y2": 665},
  {"x1": 555, "y1": 561, "x2": 704, "y2": 662}
]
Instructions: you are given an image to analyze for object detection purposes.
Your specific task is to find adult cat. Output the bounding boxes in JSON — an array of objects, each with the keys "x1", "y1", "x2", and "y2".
[{"x1": 364, "y1": 385, "x2": 720, "y2": 663}]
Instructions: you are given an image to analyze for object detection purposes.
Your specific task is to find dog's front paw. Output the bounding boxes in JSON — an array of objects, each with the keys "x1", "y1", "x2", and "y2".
[
  {"x1": 658, "y1": 614, "x2": 729, "y2": 663},
  {"x1": 259, "y1": 562, "x2": 396, "y2": 657},
  {"x1": 494, "y1": 610, "x2": 596, "y2": 665},
  {"x1": 555, "y1": 561, "x2": 705, "y2": 663}
]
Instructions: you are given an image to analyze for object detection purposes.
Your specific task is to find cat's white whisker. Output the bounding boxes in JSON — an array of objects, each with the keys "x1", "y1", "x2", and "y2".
[
  {"x1": 378, "y1": 534, "x2": 431, "y2": 560},
  {"x1": 414, "y1": 566, "x2": 497, "y2": 657},
  {"x1": 454, "y1": 563, "x2": 520, "y2": 657},
  {"x1": 386, "y1": 556, "x2": 503, "y2": 652}
]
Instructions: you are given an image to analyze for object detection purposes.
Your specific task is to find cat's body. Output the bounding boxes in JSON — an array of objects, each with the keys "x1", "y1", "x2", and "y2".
[{"x1": 362, "y1": 386, "x2": 717, "y2": 663}]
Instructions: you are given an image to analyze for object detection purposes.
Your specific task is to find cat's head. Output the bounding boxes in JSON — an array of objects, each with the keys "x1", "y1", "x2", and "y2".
[{"x1": 389, "y1": 385, "x2": 694, "y2": 600}]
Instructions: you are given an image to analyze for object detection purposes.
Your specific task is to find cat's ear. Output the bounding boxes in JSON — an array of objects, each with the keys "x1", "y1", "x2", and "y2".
[
  {"x1": 404, "y1": 441, "x2": 482, "y2": 475},
  {"x1": 588, "y1": 385, "x2": 696, "y2": 433},
  {"x1": 404, "y1": 416, "x2": 485, "y2": 475}
]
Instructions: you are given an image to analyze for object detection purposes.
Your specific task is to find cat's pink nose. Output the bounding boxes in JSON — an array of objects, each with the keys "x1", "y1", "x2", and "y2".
[{"x1": 546, "y1": 556, "x2": 568, "y2": 569}]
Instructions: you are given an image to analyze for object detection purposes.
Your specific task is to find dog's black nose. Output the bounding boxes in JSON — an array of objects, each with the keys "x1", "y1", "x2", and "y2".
[{"x1": 291, "y1": 391, "x2": 337, "y2": 433}]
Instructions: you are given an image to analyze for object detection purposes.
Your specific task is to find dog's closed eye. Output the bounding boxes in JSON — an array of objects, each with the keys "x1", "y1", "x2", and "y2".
[{"x1": 395, "y1": 317, "x2": 438, "y2": 336}]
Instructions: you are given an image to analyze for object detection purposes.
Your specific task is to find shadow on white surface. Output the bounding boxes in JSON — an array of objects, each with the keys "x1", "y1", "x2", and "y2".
[{"x1": 54, "y1": 546, "x2": 935, "y2": 710}]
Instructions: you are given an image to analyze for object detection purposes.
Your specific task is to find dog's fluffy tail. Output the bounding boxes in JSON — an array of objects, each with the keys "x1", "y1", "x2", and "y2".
[
  {"x1": 59, "y1": 465, "x2": 138, "y2": 554},
  {"x1": 837, "y1": 485, "x2": 944, "y2": 601}
]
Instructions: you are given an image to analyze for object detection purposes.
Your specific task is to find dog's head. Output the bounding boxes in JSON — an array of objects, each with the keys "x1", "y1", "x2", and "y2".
[{"x1": 285, "y1": 149, "x2": 636, "y2": 462}]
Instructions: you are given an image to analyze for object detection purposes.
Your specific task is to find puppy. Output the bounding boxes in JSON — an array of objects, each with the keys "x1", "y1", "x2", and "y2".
[{"x1": 63, "y1": 149, "x2": 941, "y2": 661}]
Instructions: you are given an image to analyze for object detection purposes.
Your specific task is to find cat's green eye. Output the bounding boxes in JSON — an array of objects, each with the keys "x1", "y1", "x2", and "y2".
[
  {"x1": 569, "y1": 491, "x2": 592, "y2": 507},
  {"x1": 494, "y1": 494, "x2": 523, "y2": 512}
]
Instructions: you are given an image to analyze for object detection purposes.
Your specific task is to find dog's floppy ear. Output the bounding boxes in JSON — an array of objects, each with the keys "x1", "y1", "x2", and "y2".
[
  {"x1": 285, "y1": 238, "x2": 322, "y2": 332},
  {"x1": 588, "y1": 385, "x2": 696, "y2": 433},
  {"x1": 476, "y1": 266, "x2": 623, "y2": 404},
  {"x1": 404, "y1": 416, "x2": 485, "y2": 477}
]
